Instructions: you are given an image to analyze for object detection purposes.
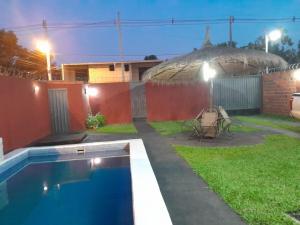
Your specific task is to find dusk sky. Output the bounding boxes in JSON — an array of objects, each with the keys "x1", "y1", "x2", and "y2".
[{"x1": 1, "y1": 0, "x2": 300, "y2": 65}]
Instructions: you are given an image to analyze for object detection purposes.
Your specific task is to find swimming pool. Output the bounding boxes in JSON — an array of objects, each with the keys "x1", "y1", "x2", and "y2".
[{"x1": 0, "y1": 139, "x2": 173, "y2": 225}]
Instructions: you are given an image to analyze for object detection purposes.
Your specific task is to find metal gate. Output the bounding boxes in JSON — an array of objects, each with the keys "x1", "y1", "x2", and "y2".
[
  {"x1": 130, "y1": 82, "x2": 147, "y2": 118},
  {"x1": 213, "y1": 75, "x2": 261, "y2": 111},
  {"x1": 48, "y1": 89, "x2": 70, "y2": 134}
]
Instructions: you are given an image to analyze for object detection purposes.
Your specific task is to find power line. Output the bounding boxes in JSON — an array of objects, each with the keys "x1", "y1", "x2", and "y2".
[
  {"x1": 3, "y1": 16, "x2": 300, "y2": 32},
  {"x1": 54, "y1": 52, "x2": 182, "y2": 57}
]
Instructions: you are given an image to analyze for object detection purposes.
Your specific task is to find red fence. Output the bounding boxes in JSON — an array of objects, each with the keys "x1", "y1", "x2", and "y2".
[
  {"x1": 88, "y1": 83, "x2": 132, "y2": 124},
  {"x1": 0, "y1": 77, "x2": 89, "y2": 153},
  {"x1": 0, "y1": 77, "x2": 210, "y2": 153},
  {"x1": 146, "y1": 82, "x2": 209, "y2": 121},
  {"x1": 0, "y1": 76, "x2": 51, "y2": 153}
]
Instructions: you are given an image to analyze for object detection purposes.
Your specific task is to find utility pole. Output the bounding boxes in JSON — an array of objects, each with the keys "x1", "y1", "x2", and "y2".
[
  {"x1": 42, "y1": 19, "x2": 52, "y2": 80},
  {"x1": 116, "y1": 12, "x2": 125, "y2": 82},
  {"x1": 42, "y1": 19, "x2": 48, "y2": 37},
  {"x1": 229, "y1": 16, "x2": 234, "y2": 47}
]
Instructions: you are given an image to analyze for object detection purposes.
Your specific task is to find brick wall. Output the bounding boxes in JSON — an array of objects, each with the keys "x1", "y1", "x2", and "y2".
[{"x1": 263, "y1": 71, "x2": 296, "y2": 115}]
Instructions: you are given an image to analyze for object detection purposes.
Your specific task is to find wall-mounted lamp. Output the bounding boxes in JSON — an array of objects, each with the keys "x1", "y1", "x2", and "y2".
[
  {"x1": 33, "y1": 85, "x2": 40, "y2": 94},
  {"x1": 85, "y1": 87, "x2": 98, "y2": 97},
  {"x1": 293, "y1": 69, "x2": 300, "y2": 81}
]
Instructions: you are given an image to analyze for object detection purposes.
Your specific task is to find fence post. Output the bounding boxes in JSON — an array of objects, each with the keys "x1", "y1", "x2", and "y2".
[{"x1": 0, "y1": 137, "x2": 3, "y2": 161}]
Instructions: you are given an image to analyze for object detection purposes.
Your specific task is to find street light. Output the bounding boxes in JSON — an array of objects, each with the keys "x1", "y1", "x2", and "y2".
[
  {"x1": 265, "y1": 29, "x2": 282, "y2": 53},
  {"x1": 36, "y1": 39, "x2": 52, "y2": 80},
  {"x1": 202, "y1": 62, "x2": 217, "y2": 111},
  {"x1": 265, "y1": 29, "x2": 282, "y2": 73}
]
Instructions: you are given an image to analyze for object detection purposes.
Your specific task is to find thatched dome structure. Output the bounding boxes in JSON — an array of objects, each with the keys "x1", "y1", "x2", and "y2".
[
  {"x1": 143, "y1": 28, "x2": 288, "y2": 84},
  {"x1": 143, "y1": 47, "x2": 288, "y2": 84}
]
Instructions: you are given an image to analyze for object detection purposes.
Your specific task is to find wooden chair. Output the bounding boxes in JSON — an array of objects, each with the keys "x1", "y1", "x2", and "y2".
[
  {"x1": 218, "y1": 106, "x2": 232, "y2": 133},
  {"x1": 187, "y1": 108, "x2": 219, "y2": 139}
]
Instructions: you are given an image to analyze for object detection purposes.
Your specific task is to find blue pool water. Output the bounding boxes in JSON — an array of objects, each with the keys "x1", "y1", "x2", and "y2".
[{"x1": 0, "y1": 155, "x2": 133, "y2": 225}]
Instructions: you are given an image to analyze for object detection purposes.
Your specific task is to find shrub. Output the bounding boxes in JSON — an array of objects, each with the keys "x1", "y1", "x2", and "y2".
[
  {"x1": 86, "y1": 113, "x2": 106, "y2": 129},
  {"x1": 95, "y1": 113, "x2": 106, "y2": 127}
]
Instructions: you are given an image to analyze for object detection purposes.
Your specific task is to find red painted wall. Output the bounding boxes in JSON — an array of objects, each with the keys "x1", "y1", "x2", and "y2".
[
  {"x1": 146, "y1": 82, "x2": 209, "y2": 121},
  {"x1": 0, "y1": 78, "x2": 89, "y2": 153},
  {"x1": 0, "y1": 76, "x2": 51, "y2": 153},
  {"x1": 47, "y1": 82, "x2": 88, "y2": 131},
  {"x1": 88, "y1": 83, "x2": 132, "y2": 124}
]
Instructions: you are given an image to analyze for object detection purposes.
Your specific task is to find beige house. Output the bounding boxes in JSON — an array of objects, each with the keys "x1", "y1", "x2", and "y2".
[{"x1": 61, "y1": 60, "x2": 162, "y2": 83}]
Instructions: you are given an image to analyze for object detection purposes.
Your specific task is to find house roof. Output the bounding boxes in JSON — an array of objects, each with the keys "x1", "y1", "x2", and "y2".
[
  {"x1": 143, "y1": 46, "x2": 288, "y2": 84},
  {"x1": 62, "y1": 59, "x2": 163, "y2": 67}
]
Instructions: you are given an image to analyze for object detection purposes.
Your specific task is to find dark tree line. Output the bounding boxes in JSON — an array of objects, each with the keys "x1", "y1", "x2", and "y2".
[{"x1": 216, "y1": 30, "x2": 300, "y2": 64}]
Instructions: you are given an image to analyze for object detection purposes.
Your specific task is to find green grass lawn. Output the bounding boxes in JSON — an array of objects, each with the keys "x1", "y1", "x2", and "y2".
[
  {"x1": 236, "y1": 115, "x2": 300, "y2": 134},
  {"x1": 230, "y1": 124, "x2": 261, "y2": 133},
  {"x1": 150, "y1": 120, "x2": 259, "y2": 136},
  {"x1": 175, "y1": 135, "x2": 300, "y2": 225},
  {"x1": 149, "y1": 120, "x2": 191, "y2": 136},
  {"x1": 90, "y1": 123, "x2": 137, "y2": 134},
  {"x1": 257, "y1": 114, "x2": 300, "y2": 123}
]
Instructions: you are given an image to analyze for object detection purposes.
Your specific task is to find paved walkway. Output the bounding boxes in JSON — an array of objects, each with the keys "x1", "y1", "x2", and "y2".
[{"x1": 134, "y1": 120, "x2": 246, "y2": 225}]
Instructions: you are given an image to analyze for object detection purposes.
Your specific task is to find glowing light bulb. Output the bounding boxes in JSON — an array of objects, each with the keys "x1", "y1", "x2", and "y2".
[
  {"x1": 268, "y1": 29, "x2": 282, "y2": 42},
  {"x1": 86, "y1": 87, "x2": 98, "y2": 97},
  {"x1": 36, "y1": 39, "x2": 51, "y2": 54}
]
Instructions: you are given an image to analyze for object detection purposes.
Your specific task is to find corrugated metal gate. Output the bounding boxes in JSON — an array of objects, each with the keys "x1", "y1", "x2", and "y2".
[
  {"x1": 213, "y1": 75, "x2": 261, "y2": 111},
  {"x1": 48, "y1": 89, "x2": 70, "y2": 134},
  {"x1": 130, "y1": 82, "x2": 147, "y2": 118}
]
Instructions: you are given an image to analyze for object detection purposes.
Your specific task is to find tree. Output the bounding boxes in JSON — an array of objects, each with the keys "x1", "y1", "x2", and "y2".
[
  {"x1": 215, "y1": 41, "x2": 237, "y2": 48},
  {"x1": 214, "y1": 29, "x2": 300, "y2": 64},
  {"x1": 245, "y1": 30, "x2": 298, "y2": 63},
  {"x1": 0, "y1": 30, "x2": 20, "y2": 67},
  {"x1": 144, "y1": 54, "x2": 158, "y2": 60},
  {"x1": 0, "y1": 29, "x2": 54, "y2": 77}
]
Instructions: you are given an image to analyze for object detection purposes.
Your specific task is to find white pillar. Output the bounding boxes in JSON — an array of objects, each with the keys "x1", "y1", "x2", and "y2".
[
  {"x1": 0, "y1": 137, "x2": 3, "y2": 161},
  {"x1": 265, "y1": 35, "x2": 269, "y2": 53},
  {"x1": 46, "y1": 52, "x2": 52, "y2": 81}
]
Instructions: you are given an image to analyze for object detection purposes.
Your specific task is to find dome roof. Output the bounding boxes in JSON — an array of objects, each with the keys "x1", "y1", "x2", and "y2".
[{"x1": 143, "y1": 46, "x2": 288, "y2": 84}]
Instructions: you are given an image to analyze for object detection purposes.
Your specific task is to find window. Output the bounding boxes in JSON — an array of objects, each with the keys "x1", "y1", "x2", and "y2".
[
  {"x1": 109, "y1": 64, "x2": 115, "y2": 71},
  {"x1": 138, "y1": 67, "x2": 150, "y2": 81},
  {"x1": 124, "y1": 64, "x2": 130, "y2": 71},
  {"x1": 75, "y1": 69, "x2": 88, "y2": 82}
]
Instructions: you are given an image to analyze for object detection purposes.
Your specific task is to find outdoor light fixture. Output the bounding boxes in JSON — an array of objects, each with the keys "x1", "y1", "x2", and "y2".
[
  {"x1": 293, "y1": 69, "x2": 300, "y2": 81},
  {"x1": 36, "y1": 39, "x2": 51, "y2": 54},
  {"x1": 33, "y1": 85, "x2": 40, "y2": 94},
  {"x1": 36, "y1": 39, "x2": 52, "y2": 81},
  {"x1": 202, "y1": 62, "x2": 216, "y2": 82},
  {"x1": 85, "y1": 87, "x2": 98, "y2": 97},
  {"x1": 202, "y1": 61, "x2": 217, "y2": 111},
  {"x1": 265, "y1": 29, "x2": 282, "y2": 53}
]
